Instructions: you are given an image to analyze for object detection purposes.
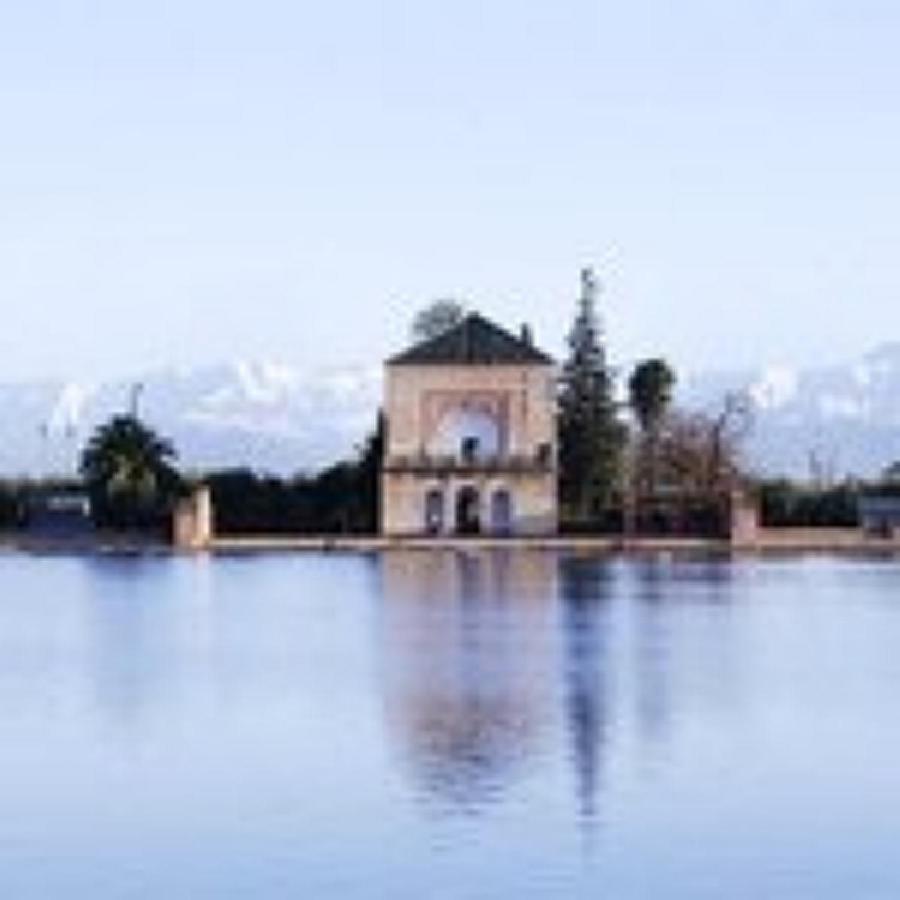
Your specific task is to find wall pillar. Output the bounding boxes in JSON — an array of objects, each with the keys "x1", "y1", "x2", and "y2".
[
  {"x1": 729, "y1": 489, "x2": 759, "y2": 549},
  {"x1": 173, "y1": 485, "x2": 214, "y2": 551}
]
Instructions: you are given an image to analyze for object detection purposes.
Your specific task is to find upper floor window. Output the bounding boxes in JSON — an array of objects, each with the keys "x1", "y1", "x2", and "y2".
[{"x1": 461, "y1": 436, "x2": 480, "y2": 462}]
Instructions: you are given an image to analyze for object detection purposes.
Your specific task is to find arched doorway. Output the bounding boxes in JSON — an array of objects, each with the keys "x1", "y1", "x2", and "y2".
[
  {"x1": 424, "y1": 488, "x2": 445, "y2": 535},
  {"x1": 491, "y1": 489, "x2": 513, "y2": 535},
  {"x1": 455, "y1": 487, "x2": 481, "y2": 535}
]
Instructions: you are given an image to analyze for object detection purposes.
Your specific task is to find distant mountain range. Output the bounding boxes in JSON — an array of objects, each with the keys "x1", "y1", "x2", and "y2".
[
  {"x1": 5, "y1": 345, "x2": 900, "y2": 479},
  {"x1": 682, "y1": 343, "x2": 900, "y2": 479},
  {"x1": 1, "y1": 362, "x2": 381, "y2": 479}
]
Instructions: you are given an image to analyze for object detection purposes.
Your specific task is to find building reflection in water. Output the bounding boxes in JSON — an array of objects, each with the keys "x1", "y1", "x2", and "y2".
[
  {"x1": 377, "y1": 550, "x2": 744, "y2": 828},
  {"x1": 377, "y1": 550, "x2": 559, "y2": 812}
]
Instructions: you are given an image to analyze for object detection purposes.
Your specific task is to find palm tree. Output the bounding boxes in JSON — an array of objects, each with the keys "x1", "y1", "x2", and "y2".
[
  {"x1": 628, "y1": 359, "x2": 676, "y2": 436},
  {"x1": 627, "y1": 359, "x2": 676, "y2": 529},
  {"x1": 80, "y1": 415, "x2": 182, "y2": 530}
]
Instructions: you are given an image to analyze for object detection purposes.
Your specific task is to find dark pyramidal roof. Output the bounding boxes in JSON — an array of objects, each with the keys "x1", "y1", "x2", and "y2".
[{"x1": 388, "y1": 313, "x2": 553, "y2": 366}]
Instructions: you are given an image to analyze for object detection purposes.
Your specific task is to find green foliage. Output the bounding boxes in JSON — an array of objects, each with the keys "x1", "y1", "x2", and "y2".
[
  {"x1": 354, "y1": 410, "x2": 385, "y2": 533},
  {"x1": 79, "y1": 415, "x2": 183, "y2": 531},
  {"x1": 208, "y1": 413, "x2": 384, "y2": 535},
  {"x1": 207, "y1": 470, "x2": 315, "y2": 534},
  {"x1": 411, "y1": 299, "x2": 466, "y2": 343},
  {"x1": 758, "y1": 479, "x2": 860, "y2": 528},
  {"x1": 0, "y1": 481, "x2": 25, "y2": 531},
  {"x1": 628, "y1": 358, "x2": 676, "y2": 434},
  {"x1": 558, "y1": 268, "x2": 626, "y2": 519}
]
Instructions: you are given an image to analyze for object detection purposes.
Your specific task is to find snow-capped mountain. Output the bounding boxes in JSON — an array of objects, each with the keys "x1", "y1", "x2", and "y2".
[
  {"x1": 4, "y1": 345, "x2": 900, "y2": 479},
  {"x1": 682, "y1": 343, "x2": 900, "y2": 478},
  {"x1": 1, "y1": 362, "x2": 380, "y2": 478}
]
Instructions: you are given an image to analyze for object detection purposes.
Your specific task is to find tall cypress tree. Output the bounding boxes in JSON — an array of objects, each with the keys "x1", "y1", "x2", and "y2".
[{"x1": 558, "y1": 268, "x2": 625, "y2": 521}]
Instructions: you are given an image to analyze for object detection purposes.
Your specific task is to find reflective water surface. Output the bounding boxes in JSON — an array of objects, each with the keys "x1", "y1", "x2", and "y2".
[{"x1": 1, "y1": 550, "x2": 899, "y2": 898}]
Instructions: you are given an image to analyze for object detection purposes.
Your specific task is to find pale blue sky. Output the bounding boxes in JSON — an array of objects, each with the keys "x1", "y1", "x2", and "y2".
[{"x1": 2, "y1": 0, "x2": 899, "y2": 379}]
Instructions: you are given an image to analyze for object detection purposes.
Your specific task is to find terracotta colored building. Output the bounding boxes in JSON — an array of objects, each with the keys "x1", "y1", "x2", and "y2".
[{"x1": 381, "y1": 314, "x2": 558, "y2": 536}]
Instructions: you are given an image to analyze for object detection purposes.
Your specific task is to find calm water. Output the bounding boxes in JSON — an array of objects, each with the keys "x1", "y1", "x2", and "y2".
[{"x1": 1, "y1": 550, "x2": 899, "y2": 898}]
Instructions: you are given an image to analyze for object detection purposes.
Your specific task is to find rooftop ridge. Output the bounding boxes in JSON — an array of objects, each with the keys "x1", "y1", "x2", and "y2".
[{"x1": 387, "y1": 312, "x2": 553, "y2": 367}]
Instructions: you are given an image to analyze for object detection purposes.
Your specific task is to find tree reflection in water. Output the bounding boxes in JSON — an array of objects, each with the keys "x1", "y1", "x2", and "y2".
[
  {"x1": 558, "y1": 556, "x2": 614, "y2": 826},
  {"x1": 377, "y1": 551, "x2": 740, "y2": 829}
]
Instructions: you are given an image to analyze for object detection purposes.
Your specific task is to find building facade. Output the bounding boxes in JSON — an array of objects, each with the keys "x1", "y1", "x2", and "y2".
[{"x1": 381, "y1": 314, "x2": 558, "y2": 536}]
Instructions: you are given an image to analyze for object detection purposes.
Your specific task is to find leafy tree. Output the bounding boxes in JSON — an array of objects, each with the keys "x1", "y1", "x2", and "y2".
[
  {"x1": 206, "y1": 469, "x2": 315, "y2": 534},
  {"x1": 653, "y1": 393, "x2": 751, "y2": 495},
  {"x1": 620, "y1": 393, "x2": 751, "y2": 536},
  {"x1": 79, "y1": 415, "x2": 182, "y2": 530},
  {"x1": 558, "y1": 268, "x2": 626, "y2": 520},
  {"x1": 411, "y1": 299, "x2": 466, "y2": 343},
  {"x1": 205, "y1": 413, "x2": 385, "y2": 536}
]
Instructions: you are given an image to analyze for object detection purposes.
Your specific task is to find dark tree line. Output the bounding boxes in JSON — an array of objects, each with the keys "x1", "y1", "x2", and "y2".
[
  {"x1": 0, "y1": 409, "x2": 385, "y2": 536},
  {"x1": 757, "y1": 480, "x2": 860, "y2": 528},
  {"x1": 206, "y1": 413, "x2": 383, "y2": 535},
  {"x1": 0, "y1": 483, "x2": 25, "y2": 530}
]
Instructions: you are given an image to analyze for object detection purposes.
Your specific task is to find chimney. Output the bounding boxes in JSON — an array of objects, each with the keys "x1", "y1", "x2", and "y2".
[{"x1": 520, "y1": 323, "x2": 534, "y2": 346}]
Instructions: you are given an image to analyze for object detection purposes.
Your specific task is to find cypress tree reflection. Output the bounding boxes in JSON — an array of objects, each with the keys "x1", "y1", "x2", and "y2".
[{"x1": 558, "y1": 556, "x2": 614, "y2": 825}]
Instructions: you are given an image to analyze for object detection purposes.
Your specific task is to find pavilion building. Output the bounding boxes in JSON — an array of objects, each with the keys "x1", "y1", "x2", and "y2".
[{"x1": 381, "y1": 313, "x2": 558, "y2": 536}]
